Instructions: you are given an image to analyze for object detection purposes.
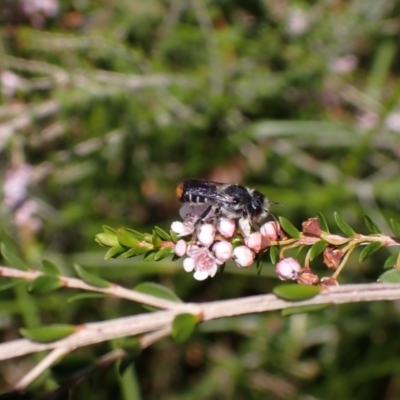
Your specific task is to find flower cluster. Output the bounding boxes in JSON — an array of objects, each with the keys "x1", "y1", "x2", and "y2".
[{"x1": 171, "y1": 204, "x2": 281, "y2": 281}]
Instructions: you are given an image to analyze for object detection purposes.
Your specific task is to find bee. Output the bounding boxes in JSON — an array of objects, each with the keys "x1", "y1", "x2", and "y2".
[{"x1": 176, "y1": 178, "x2": 274, "y2": 236}]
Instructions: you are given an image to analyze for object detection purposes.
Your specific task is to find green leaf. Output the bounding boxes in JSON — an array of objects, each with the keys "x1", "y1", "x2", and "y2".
[
  {"x1": 67, "y1": 293, "x2": 109, "y2": 303},
  {"x1": 143, "y1": 251, "x2": 156, "y2": 261},
  {"x1": 102, "y1": 225, "x2": 116, "y2": 234},
  {"x1": 134, "y1": 282, "x2": 183, "y2": 304},
  {"x1": 20, "y1": 324, "x2": 77, "y2": 342},
  {"x1": 74, "y1": 264, "x2": 110, "y2": 288},
  {"x1": 29, "y1": 276, "x2": 62, "y2": 294},
  {"x1": 364, "y1": 216, "x2": 382, "y2": 234},
  {"x1": 118, "y1": 349, "x2": 142, "y2": 376},
  {"x1": 334, "y1": 212, "x2": 355, "y2": 237},
  {"x1": 269, "y1": 246, "x2": 279, "y2": 265},
  {"x1": 152, "y1": 230, "x2": 161, "y2": 247},
  {"x1": 0, "y1": 243, "x2": 29, "y2": 271},
  {"x1": 105, "y1": 244, "x2": 127, "y2": 260},
  {"x1": 0, "y1": 279, "x2": 24, "y2": 291},
  {"x1": 359, "y1": 242, "x2": 383, "y2": 262},
  {"x1": 170, "y1": 230, "x2": 179, "y2": 243},
  {"x1": 154, "y1": 247, "x2": 174, "y2": 261},
  {"x1": 95, "y1": 233, "x2": 119, "y2": 247},
  {"x1": 219, "y1": 263, "x2": 226, "y2": 274},
  {"x1": 256, "y1": 253, "x2": 264, "y2": 275},
  {"x1": 282, "y1": 304, "x2": 329, "y2": 316},
  {"x1": 172, "y1": 313, "x2": 198, "y2": 343},
  {"x1": 317, "y1": 212, "x2": 329, "y2": 233},
  {"x1": 273, "y1": 284, "x2": 321, "y2": 301},
  {"x1": 117, "y1": 245, "x2": 153, "y2": 258},
  {"x1": 154, "y1": 226, "x2": 171, "y2": 241},
  {"x1": 384, "y1": 252, "x2": 400, "y2": 269},
  {"x1": 116, "y1": 228, "x2": 143, "y2": 247},
  {"x1": 41, "y1": 259, "x2": 61, "y2": 276},
  {"x1": 390, "y1": 219, "x2": 400, "y2": 237},
  {"x1": 309, "y1": 240, "x2": 328, "y2": 261},
  {"x1": 379, "y1": 269, "x2": 400, "y2": 283},
  {"x1": 279, "y1": 217, "x2": 301, "y2": 239}
]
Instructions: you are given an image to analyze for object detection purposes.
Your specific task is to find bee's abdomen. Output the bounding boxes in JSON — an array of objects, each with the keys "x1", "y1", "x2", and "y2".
[{"x1": 176, "y1": 179, "x2": 215, "y2": 204}]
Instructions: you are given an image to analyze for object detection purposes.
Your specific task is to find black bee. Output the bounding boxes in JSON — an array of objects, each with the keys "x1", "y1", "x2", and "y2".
[{"x1": 176, "y1": 178, "x2": 273, "y2": 235}]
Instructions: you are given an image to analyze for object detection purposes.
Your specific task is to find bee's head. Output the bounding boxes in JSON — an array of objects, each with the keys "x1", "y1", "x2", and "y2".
[{"x1": 249, "y1": 190, "x2": 269, "y2": 221}]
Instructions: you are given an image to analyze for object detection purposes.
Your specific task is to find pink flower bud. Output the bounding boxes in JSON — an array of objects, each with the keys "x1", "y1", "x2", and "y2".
[
  {"x1": 174, "y1": 239, "x2": 187, "y2": 257},
  {"x1": 213, "y1": 241, "x2": 233, "y2": 263},
  {"x1": 233, "y1": 245, "x2": 254, "y2": 268},
  {"x1": 197, "y1": 223, "x2": 216, "y2": 247},
  {"x1": 217, "y1": 218, "x2": 236, "y2": 237},
  {"x1": 260, "y1": 221, "x2": 281, "y2": 241},
  {"x1": 245, "y1": 232, "x2": 269, "y2": 253},
  {"x1": 275, "y1": 257, "x2": 301, "y2": 280},
  {"x1": 183, "y1": 257, "x2": 196, "y2": 272}
]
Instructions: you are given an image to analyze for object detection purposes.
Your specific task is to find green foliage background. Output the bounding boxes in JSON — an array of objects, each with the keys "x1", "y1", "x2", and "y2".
[{"x1": 1, "y1": 0, "x2": 400, "y2": 398}]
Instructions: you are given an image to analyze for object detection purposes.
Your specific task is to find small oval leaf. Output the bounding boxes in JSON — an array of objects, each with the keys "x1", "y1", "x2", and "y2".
[
  {"x1": 20, "y1": 324, "x2": 77, "y2": 342},
  {"x1": 74, "y1": 264, "x2": 110, "y2": 288},
  {"x1": 390, "y1": 219, "x2": 400, "y2": 237},
  {"x1": 384, "y1": 252, "x2": 400, "y2": 269},
  {"x1": 317, "y1": 212, "x2": 329, "y2": 233},
  {"x1": 134, "y1": 282, "x2": 183, "y2": 304},
  {"x1": 154, "y1": 226, "x2": 171, "y2": 241},
  {"x1": 41, "y1": 259, "x2": 61, "y2": 276},
  {"x1": 309, "y1": 240, "x2": 328, "y2": 261},
  {"x1": 95, "y1": 233, "x2": 119, "y2": 247},
  {"x1": 172, "y1": 313, "x2": 198, "y2": 343},
  {"x1": 273, "y1": 284, "x2": 321, "y2": 301},
  {"x1": 256, "y1": 253, "x2": 264, "y2": 275},
  {"x1": 170, "y1": 230, "x2": 179, "y2": 243},
  {"x1": 116, "y1": 228, "x2": 146, "y2": 247},
  {"x1": 102, "y1": 225, "x2": 117, "y2": 234},
  {"x1": 154, "y1": 247, "x2": 174, "y2": 261},
  {"x1": 269, "y1": 246, "x2": 279, "y2": 265},
  {"x1": 29, "y1": 276, "x2": 62, "y2": 294},
  {"x1": 105, "y1": 244, "x2": 127, "y2": 260},
  {"x1": 152, "y1": 230, "x2": 162, "y2": 247},
  {"x1": 359, "y1": 242, "x2": 383, "y2": 263},
  {"x1": 0, "y1": 243, "x2": 29, "y2": 271},
  {"x1": 334, "y1": 212, "x2": 355, "y2": 237},
  {"x1": 364, "y1": 216, "x2": 382, "y2": 234},
  {"x1": 143, "y1": 251, "x2": 157, "y2": 261},
  {"x1": 118, "y1": 245, "x2": 153, "y2": 259},
  {"x1": 67, "y1": 293, "x2": 109, "y2": 303},
  {"x1": 279, "y1": 217, "x2": 301, "y2": 239},
  {"x1": 282, "y1": 304, "x2": 329, "y2": 316},
  {"x1": 378, "y1": 269, "x2": 400, "y2": 283}
]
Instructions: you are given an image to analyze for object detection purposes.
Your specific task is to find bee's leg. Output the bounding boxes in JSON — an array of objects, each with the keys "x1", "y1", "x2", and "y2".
[
  {"x1": 199, "y1": 204, "x2": 214, "y2": 221},
  {"x1": 239, "y1": 217, "x2": 252, "y2": 237}
]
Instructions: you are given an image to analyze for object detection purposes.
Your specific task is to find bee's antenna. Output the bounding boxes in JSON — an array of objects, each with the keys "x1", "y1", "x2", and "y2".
[{"x1": 270, "y1": 201, "x2": 285, "y2": 208}]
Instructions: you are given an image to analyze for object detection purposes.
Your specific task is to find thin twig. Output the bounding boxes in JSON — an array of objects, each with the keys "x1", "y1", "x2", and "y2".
[
  {"x1": 13, "y1": 347, "x2": 69, "y2": 391},
  {"x1": 1, "y1": 283, "x2": 400, "y2": 362},
  {"x1": 0, "y1": 265, "x2": 184, "y2": 310}
]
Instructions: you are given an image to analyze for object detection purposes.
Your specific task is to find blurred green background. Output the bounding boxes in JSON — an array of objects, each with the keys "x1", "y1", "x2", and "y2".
[{"x1": 1, "y1": 0, "x2": 400, "y2": 398}]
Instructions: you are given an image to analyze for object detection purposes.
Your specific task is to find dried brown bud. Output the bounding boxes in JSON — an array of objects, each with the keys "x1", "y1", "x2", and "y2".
[
  {"x1": 302, "y1": 218, "x2": 322, "y2": 237},
  {"x1": 323, "y1": 247, "x2": 344, "y2": 270},
  {"x1": 319, "y1": 277, "x2": 339, "y2": 288},
  {"x1": 297, "y1": 267, "x2": 319, "y2": 285}
]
